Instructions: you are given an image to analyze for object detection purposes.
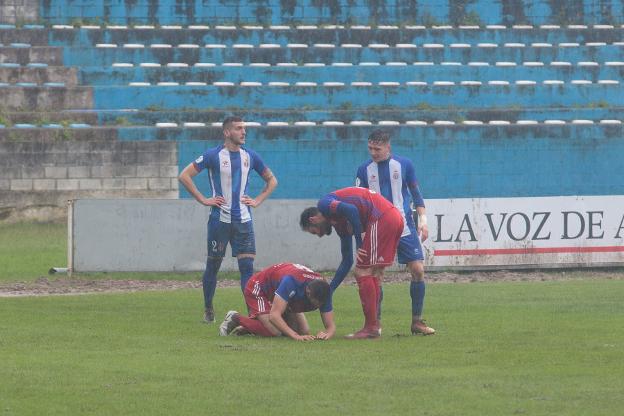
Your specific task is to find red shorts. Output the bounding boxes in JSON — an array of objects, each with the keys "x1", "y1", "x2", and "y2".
[
  {"x1": 357, "y1": 207, "x2": 404, "y2": 268},
  {"x1": 244, "y1": 277, "x2": 271, "y2": 318}
]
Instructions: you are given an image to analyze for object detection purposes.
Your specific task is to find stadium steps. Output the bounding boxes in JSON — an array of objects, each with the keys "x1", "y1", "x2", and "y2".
[
  {"x1": 0, "y1": 28, "x2": 48, "y2": 45},
  {"x1": 0, "y1": 45, "x2": 63, "y2": 65},
  {"x1": 37, "y1": 0, "x2": 624, "y2": 26},
  {"x1": 39, "y1": 26, "x2": 624, "y2": 47},
  {"x1": 1, "y1": 85, "x2": 91, "y2": 110},
  {"x1": 0, "y1": 66, "x2": 77, "y2": 85},
  {"x1": 92, "y1": 107, "x2": 624, "y2": 126},
  {"x1": 2, "y1": 82, "x2": 621, "y2": 110},
  {"x1": 75, "y1": 64, "x2": 624, "y2": 86},
  {"x1": 2, "y1": 120, "x2": 622, "y2": 141},
  {"x1": 6, "y1": 107, "x2": 622, "y2": 128},
  {"x1": 113, "y1": 123, "x2": 624, "y2": 140},
  {"x1": 0, "y1": 110, "x2": 98, "y2": 125},
  {"x1": 58, "y1": 44, "x2": 624, "y2": 67},
  {"x1": 91, "y1": 83, "x2": 624, "y2": 110},
  {"x1": 0, "y1": 126, "x2": 117, "y2": 140}
]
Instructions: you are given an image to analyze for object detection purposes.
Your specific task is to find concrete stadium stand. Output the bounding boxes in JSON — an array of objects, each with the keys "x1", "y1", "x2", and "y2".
[
  {"x1": 38, "y1": 0, "x2": 624, "y2": 25},
  {"x1": 1, "y1": 0, "x2": 623, "y2": 222}
]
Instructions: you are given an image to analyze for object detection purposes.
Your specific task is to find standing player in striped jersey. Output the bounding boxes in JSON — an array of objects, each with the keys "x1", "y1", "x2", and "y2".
[
  {"x1": 218, "y1": 263, "x2": 335, "y2": 341},
  {"x1": 178, "y1": 116, "x2": 277, "y2": 323},
  {"x1": 356, "y1": 130, "x2": 435, "y2": 335},
  {"x1": 300, "y1": 187, "x2": 404, "y2": 339}
]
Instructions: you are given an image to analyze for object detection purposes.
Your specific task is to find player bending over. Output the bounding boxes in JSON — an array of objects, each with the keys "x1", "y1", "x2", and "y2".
[
  {"x1": 218, "y1": 263, "x2": 335, "y2": 341},
  {"x1": 300, "y1": 187, "x2": 404, "y2": 339}
]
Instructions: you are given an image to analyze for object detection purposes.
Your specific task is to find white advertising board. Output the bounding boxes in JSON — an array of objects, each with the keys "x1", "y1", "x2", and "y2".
[{"x1": 423, "y1": 195, "x2": 624, "y2": 268}]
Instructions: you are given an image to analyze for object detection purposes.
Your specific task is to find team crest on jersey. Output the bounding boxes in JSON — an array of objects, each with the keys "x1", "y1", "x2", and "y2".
[
  {"x1": 369, "y1": 174, "x2": 377, "y2": 183},
  {"x1": 244, "y1": 156, "x2": 249, "y2": 168},
  {"x1": 222, "y1": 160, "x2": 229, "y2": 167},
  {"x1": 393, "y1": 170, "x2": 399, "y2": 180}
]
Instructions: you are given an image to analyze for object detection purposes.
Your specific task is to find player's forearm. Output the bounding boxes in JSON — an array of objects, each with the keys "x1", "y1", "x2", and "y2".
[
  {"x1": 320, "y1": 313, "x2": 336, "y2": 339},
  {"x1": 415, "y1": 207, "x2": 427, "y2": 226},
  {"x1": 331, "y1": 238, "x2": 354, "y2": 291},
  {"x1": 410, "y1": 185, "x2": 425, "y2": 208},
  {"x1": 268, "y1": 312, "x2": 300, "y2": 340},
  {"x1": 330, "y1": 259, "x2": 352, "y2": 292},
  {"x1": 178, "y1": 173, "x2": 207, "y2": 204},
  {"x1": 254, "y1": 176, "x2": 277, "y2": 205}
]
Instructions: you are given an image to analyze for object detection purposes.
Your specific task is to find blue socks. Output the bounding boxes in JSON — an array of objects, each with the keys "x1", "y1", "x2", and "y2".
[
  {"x1": 203, "y1": 257, "x2": 254, "y2": 307},
  {"x1": 202, "y1": 257, "x2": 222, "y2": 308},
  {"x1": 238, "y1": 257, "x2": 254, "y2": 292},
  {"x1": 410, "y1": 280, "x2": 426, "y2": 317}
]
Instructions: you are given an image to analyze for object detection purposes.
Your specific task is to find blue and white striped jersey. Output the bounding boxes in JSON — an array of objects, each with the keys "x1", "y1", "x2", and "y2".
[
  {"x1": 355, "y1": 155, "x2": 425, "y2": 237},
  {"x1": 193, "y1": 145, "x2": 267, "y2": 223}
]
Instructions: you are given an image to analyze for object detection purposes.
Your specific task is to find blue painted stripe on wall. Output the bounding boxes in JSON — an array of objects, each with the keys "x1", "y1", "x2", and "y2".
[
  {"x1": 92, "y1": 84, "x2": 624, "y2": 110},
  {"x1": 171, "y1": 125, "x2": 624, "y2": 200}
]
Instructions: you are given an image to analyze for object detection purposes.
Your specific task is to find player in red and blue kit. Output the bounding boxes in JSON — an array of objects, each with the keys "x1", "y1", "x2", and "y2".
[
  {"x1": 218, "y1": 263, "x2": 335, "y2": 341},
  {"x1": 356, "y1": 130, "x2": 435, "y2": 335},
  {"x1": 300, "y1": 187, "x2": 404, "y2": 339},
  {"x1": 178, "y1": 116, "x2": 277, "y2": 324}
]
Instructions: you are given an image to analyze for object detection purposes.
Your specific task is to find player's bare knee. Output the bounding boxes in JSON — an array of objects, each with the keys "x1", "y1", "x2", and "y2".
[
  {"x1": 371, "y1": 266, "x2": 385, "y2": 279},
  {"x1": 408, "y1": 261, "x2": 425, "y2": 281}
]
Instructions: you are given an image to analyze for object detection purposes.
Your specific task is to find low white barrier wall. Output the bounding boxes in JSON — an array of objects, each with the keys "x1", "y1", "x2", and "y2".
[{"x1": 68, "y1": 196, "x2": 624, "y2": 273}]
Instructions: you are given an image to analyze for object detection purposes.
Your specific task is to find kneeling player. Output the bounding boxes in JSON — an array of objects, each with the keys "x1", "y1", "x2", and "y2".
[{"x1": 218, "y1": 263, "x2": 336, "y2": 341}]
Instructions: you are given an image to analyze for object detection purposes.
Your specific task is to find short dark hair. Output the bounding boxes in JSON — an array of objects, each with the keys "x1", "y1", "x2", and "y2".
[
  {"x1": 307, "y1": 279, "x2": 330, "y2": 306},
  {"x1": 300, "y1": 207, "x2": 319, "y2": 229},
  {"x1": 223, "y1": 116, "x2": 243, "y2": 129},
  {"x1": 368, "y1": 129, "x2": 390, "y2": 144}
]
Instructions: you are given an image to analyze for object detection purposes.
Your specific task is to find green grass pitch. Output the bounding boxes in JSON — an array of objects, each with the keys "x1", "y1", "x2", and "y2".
[
  {"x1": 2, "y1": 281, "x2": 623, "y2": 415},
  {"x1": 1, "y1": 222, "x2": 623, "y2": 414}
]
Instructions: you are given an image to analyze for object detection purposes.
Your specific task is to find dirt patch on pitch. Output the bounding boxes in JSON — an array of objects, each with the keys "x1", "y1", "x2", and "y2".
[
  {"x1": 1, "y1": 269, "x2": 623, "y2": 297},
  {"x1": 0, "y1": 276, "x2": 238, "y2": 297}
]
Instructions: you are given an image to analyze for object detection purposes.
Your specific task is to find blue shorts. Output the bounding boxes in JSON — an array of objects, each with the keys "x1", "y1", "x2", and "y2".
[
  {"x1": 207, "y1": 219, "x2": 256, "y2": 258},
  {"x1": 396, "y1": 225, "x2": 425, "y2": 264}
]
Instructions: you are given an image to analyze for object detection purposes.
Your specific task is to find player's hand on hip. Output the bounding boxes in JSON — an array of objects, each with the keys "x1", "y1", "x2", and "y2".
[
  {"x1": 204, "y1": 196, "x2": 225, "y2": 207},
  {"x1": 240, "y1": 195, "x2": 259, "y2": 207}
]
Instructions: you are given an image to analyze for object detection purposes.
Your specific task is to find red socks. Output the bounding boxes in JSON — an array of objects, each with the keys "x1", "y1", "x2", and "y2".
[
  {"x1": 373, "y1": 278, "x2": 382, "y2": 310},
  {"x1": 237, "y1": 315, "x2": 276, "y2": 337},
  {"x1": 355, "y1": 275, "x2": 379, "y2": 330}
]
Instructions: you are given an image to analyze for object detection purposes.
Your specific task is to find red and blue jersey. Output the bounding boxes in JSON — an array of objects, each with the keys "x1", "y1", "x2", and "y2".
[
  {"x1": 193, "y1": 144, "x2": 267, "y2": 223},
  {"x1": 250, "y1": 263, "x2": 332, "y2": 313},
  {"x1": 317, "y1": 186, "x2": 396, "y2": 238}
]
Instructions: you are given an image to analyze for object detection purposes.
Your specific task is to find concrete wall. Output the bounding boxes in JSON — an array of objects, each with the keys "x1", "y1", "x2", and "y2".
[
  {"x1": 69, "y1": 196, "x2": 624, "y2": 272},
  {"x1": 0, "y1": 0, "x2": 38, "y2": 24},
  {"x1": 0, "y1": 138, "x2": 178, "y2": 221},
  {"x1": 70, "y1": 199, "x2": 339, "y2": 272}
]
